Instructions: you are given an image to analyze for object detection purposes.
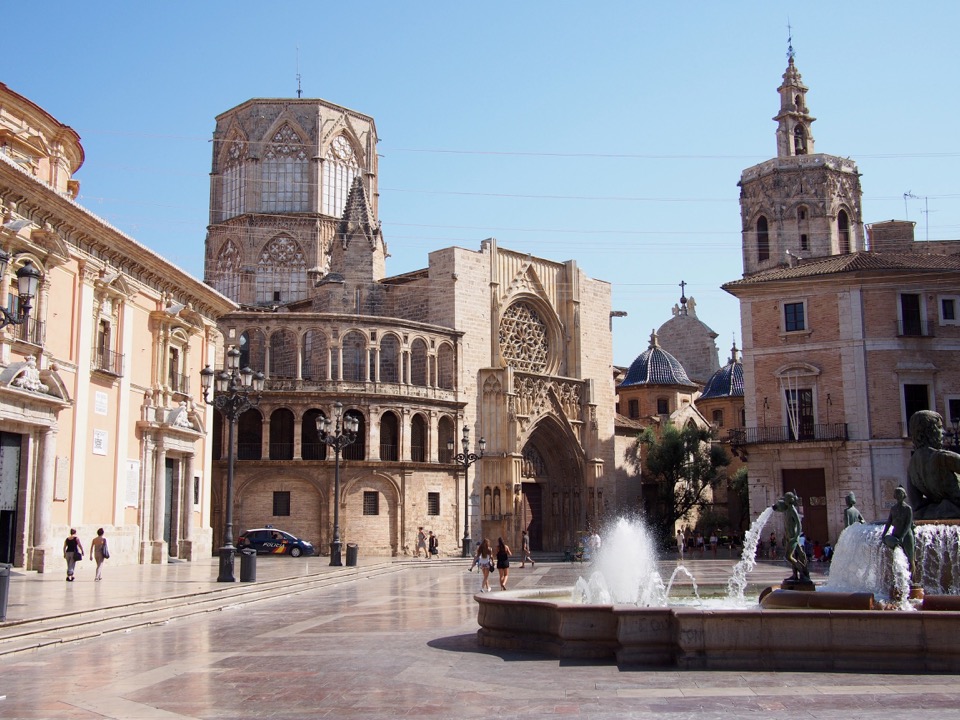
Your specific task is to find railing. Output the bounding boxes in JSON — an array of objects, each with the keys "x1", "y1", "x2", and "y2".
[
  {"x1": 237, "y1": 443, "x2": 262, "y2": 460},
  {"x1": 301, "y1": 442, "x2": 327, "y2": 460},
  {"x1": 411, "y1": 444, "x2": 425, "y2": 463},
  {"x1": 168, "y1": 370, "x2": 190, "y2": 395},
  {"x1": 380, "y1": 443, "x2": 398, "y2": 461},
  {"x1": 728, "y1": 423, "x2": 848, "y2": 445},
  {"x1": 92, "y1": 347, "x2": 124, "y2": 376},
  {"x1": 15, "y1": 316, "x2": 44, "y2": 346},
  {"x1": 269, "y1": 442, "x2": 294, "y2": 460}
]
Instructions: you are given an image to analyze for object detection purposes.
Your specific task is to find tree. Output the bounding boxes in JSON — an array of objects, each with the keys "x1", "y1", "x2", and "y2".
[{"x1": 627, "y1": 423, "x2": 731, "y2": 546}]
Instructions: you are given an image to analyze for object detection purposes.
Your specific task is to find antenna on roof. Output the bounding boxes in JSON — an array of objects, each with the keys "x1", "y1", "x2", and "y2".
[
  {"x1": 296, "y1": 46, "x2": 302, "y2": 98},
  {"x1": 786, "y1": 19, "x2": 795, "y2": 62}
]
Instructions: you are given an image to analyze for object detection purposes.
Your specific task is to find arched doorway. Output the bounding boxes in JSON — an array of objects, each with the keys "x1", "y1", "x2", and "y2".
[{"x1": 518, "y1": 417, "x2": 585, "y2": 552}]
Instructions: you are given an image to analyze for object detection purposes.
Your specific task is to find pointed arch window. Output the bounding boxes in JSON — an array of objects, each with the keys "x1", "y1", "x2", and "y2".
[
  {"x1": 838, "y1": 209, "x2": 851, "y2": 254},
  {"x1": 256, "y1": 235, "x2": 307, "y2": 305},
  {"x1": 261, "y1": 125, "x2": 309, "y2": 212},
  {"x1": 213, "y1": 239, "x2": 242, "y2": 300},
  {"x1": 222, "y1": 136, "x2": 246, "y2": 218},
  {"x1": 322, "y1": 134, "x2": 360, "y2": 218},
  {"x1": 757, "y1": 216, "x2": 770, "y2": 262}
]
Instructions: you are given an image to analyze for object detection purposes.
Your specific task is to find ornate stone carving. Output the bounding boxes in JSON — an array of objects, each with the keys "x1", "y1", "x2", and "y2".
[
  {"x1": 499, "y1": 302, "x2": 548, "y2": 373},
  {"x1": 12, "y1": 355, "x2": 49, "y2": 394}
]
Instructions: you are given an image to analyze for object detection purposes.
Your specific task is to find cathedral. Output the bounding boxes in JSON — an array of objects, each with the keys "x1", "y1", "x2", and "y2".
[{"x1": 203, "y1": 98, "x2": 616, "y2": 556}]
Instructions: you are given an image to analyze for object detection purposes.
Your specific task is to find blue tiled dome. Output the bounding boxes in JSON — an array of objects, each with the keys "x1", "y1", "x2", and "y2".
[
  {"x1": 699, "y1": 344, "x2": 744, "y2": 399},
  {"x1": 620, "y1": 331, "x2": 696, "y2": 388}
]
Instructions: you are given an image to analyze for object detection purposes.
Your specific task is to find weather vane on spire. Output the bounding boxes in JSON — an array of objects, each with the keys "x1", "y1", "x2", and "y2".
[{"x1": 787, "y1": 20, "x2": 795, "y2": 63}]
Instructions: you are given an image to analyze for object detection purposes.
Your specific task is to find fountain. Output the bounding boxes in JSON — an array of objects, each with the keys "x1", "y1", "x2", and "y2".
[{"x1": 477, "y1": 510, "x2": 960, "y2": 671}]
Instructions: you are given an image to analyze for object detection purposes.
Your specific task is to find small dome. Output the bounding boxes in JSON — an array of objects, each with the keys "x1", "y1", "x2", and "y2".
[
  {"x1": 699, "y1": 343, "x2": 744, "y2": 399},
  {"x1": 620, "y1": 331, "x2": 696, "y2": 388}
]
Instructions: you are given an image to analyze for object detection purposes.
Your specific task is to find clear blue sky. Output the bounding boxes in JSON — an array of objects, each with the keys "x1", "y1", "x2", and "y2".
[{"x1": 6, "y1": 2, "x2": 958, "y2": 366}]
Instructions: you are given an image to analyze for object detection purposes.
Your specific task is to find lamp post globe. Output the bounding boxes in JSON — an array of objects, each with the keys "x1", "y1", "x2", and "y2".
[
  {"x1": 449, "y1": 425, "x2": 485, "y2": 558},
  {"x1": 317, "y1": 401, "x2": 358, "y2": 566}
]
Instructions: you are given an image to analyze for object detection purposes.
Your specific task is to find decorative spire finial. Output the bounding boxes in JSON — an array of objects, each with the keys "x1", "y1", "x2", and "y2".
[
  {"x1": 787, "y1": 20, "x2": 795, "y2": 64},
  {"x1": 678, "y1": 280, "x2": 688, "y2": 315}
]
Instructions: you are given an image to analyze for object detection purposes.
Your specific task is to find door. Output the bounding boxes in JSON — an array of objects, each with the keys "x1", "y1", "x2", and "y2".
[
  {"x1": 0, "y1": 433, "x2": 22, "y2": 564},
  {"x1": 782, "y1": 468, "x2": 828, "y2": 546},
  {"x1": 521, "y1": 483, "x2": 542, "y2": 551}
]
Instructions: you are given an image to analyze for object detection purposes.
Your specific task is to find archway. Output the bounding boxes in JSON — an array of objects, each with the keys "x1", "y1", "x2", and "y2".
[{"x1": 518, "y1": 416, "x2": 585, "y2": 552}]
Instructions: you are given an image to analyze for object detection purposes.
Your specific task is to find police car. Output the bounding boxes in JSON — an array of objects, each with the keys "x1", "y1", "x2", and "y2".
[{"x1": 237, "y1": 528, "x2": 315, "y2": 557}]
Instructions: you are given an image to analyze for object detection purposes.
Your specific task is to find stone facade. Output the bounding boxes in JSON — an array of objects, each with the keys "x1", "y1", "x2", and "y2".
[
  {"x1": 204, "y1": 97, "x2": 616, "y2": 557},
  {"x1": 0, "y1": 82, "x2": 232, "y2": 571}
]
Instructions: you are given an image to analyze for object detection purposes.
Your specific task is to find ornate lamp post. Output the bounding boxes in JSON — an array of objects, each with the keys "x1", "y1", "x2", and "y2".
[
  {"x1": 448, "y1": 425, "x2": 485, "y2": 558},
  {"x1": 317, "y1": 402, "x2": 359, "y2": 566},
  {"x1": 200, "y1": 346, "x2": 264, "y2": 582},
  {"x1": 0, "y1": 254, "x2": 41, "y2": 330},
  {"x1": 947, "y1": 417, "x2": 960, "y2": 451}
]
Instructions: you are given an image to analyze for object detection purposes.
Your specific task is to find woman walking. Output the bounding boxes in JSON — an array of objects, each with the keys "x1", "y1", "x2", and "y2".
[
  {"x1": 91, "y1": 528, "x2": 109, "y2": 581},
  {"x1": 63, "y1": 528, "x2": 83, "y2": 582},
  {"x1": 495, "y1": 537, "x2": 512, "y2": 590},
  {"x1": 474, "y1": 538, "x2": 494, "y2": 592}
]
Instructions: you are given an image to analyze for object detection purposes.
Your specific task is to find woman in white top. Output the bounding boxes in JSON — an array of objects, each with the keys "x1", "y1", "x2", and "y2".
[{"x1": 474, "y1": 538, "x2": 494, "y2": 592}]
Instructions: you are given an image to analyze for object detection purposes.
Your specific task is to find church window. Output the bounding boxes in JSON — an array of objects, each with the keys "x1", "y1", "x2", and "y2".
[
  {"x1": 800, "y1": 234, "x2": 809, "y2": 251},
  {"x1": 656, "y1": 398, "x2": 669, "y2": 414},
  {"x1": 238, "y1": 329, "x2": 266, "y2": 373},
  {"x1": 341, "y1": 331, "x2": 367, "y2": 381},
  {"x1": 269, "y1": 408, "x2": 294, "y2": 460},
  {"x1": 255, "y1": 235, "x2": 307, "y2": 305},
  {"x1": 380, "y1": 412, "x2": 399, "y2": 461},
  {"x1": 261, "y1": 125, "x2": 309, "y2": 212},
  {"x1": 783, "y1": 301, "x2": 806, "y2": 332},
  {"x1": 322, "y1": 134, "x2": 360, "y2": 218},
  {"x1": 222, "y1": 136, "x2": 245, "y2": 218},
  {"x1": 410, "y1": 338, "x2": 428, "y2": 386},
  {"x1": 213, "y1": 240, "x2": 241, "y2": 301},
  {"x1": 499, "y1": 301, "x2": 549, "y2": 373},
  {"x1": 363, "y1": 491, "x2": 379, "y2": 516},
  {"x1": 437, "y1": 343, "x2": 455, "y2": 389},
  {"x1": 628, "y1": 398, "x2": 639, "y2": 419},
  {"x1": 785, "y1": 388, "x2": 815, "y2": 440},
  {"x1": 939, "y1": 296, "x2": 960, "y2": 325},
  {"x1": 712, "y1": 409, "x2": 724, "y2": 427},
  {"x1": 411, "y1": 414, "x2": 427, "y2": 462},
  {"x1": 838, "y1": 210, "x2": 851, "y2": 254},
  {"x1": 427, "y1": 492, "x2": 440, "y2": 515},
  {"x1": 379, "y1": 334, "x2": 400, "y2": 383},
  {"x1": 903, "y1": 384, "x2": 929, "y2": 430},
  {"x1": 302, "y1": 330, "x2": 328, "y2": 380},
  {"x1": 756, "y1": 216, "x2": 770, "y2": 262}
]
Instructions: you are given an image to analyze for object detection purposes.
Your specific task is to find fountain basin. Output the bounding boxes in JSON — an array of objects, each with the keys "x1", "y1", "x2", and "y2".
[{"x1": 476, "y1": 588, "x2": 960, "y2": 672}]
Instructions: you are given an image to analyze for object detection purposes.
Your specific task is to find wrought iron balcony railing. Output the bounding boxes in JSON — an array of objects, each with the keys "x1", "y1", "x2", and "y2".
[
  {"x1": 92, "y1": 347, "x2": 124, "y2": 376},
  {"x1": 728, "y1": 423, "x2": 848, "y2": 446}
]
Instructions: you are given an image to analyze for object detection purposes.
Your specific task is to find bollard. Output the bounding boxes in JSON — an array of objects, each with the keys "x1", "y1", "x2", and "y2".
[
  {"x1": 0, "y1": 563, "x2": 11, "y2": 621},
  {"x1": 239, "y1": 549, "x2": 257, "y2": 582},
  {"x1": 345, "y1": 543, "x2": 359, "y2": 567}
]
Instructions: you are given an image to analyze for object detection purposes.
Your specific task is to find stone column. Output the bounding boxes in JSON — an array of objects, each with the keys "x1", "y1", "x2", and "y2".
[
  {"x1": 180, "y1": 453, "x2": 195, "y2": 559},
  {"x1": 28, "y1": 427, "x2": 58, "y2": 572},
  {"x1": 151, "y1": 439, "x2": 167, "y2": 563}
]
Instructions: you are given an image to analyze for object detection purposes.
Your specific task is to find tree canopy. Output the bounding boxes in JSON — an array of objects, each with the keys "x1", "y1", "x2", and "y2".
[{"x1": 627, "y1": 423, "x2": 731, "y2": 544}]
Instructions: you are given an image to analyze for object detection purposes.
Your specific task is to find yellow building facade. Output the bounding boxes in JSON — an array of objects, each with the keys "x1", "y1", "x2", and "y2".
[{"x1": 0, "y1": 83, "x2": 234, "y2": 571}]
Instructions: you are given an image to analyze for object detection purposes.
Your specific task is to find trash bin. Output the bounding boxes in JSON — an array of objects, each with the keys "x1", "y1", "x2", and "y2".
[
  {"x1": 239, "y1": 549, "x2": 257, "y2": 582},
  {"x1": 345, "y1": 543, "x2": 359, "y2": 567},
  {"x1": 0, "y1": 563, "x2": 11, "y2": 621}
]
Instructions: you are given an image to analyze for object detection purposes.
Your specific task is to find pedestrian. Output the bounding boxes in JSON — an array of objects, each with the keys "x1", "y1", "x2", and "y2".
[
  {"x1": 63, "y1": 528, "x2": 83, "y2": 582},
  {"x1": 696, "y1": 531, "x2": 705, "y2": 555},
  {"x1": 676, "y1": 530, "x2": 685, "y2": 560},
  {"x1": 91, "y1": 527, "x2": 109, "y2": 581},
  {"x1": 495, "y1": 536, "x2": 512, "y2": 590},
  {"x1": 710, "y1": 529, "x2": 719, "y2": 557},
  {"x1": 415, "y1": 526, "x2": 427, "y2": 558},
  {"x1": 428, "y1": 531, "x2": 439, "y2": 558},
  {"x1": 520, "y1": 529, "x2": 534, "y2": 568},
  {"x1": 588, "y1": 530, "x2": 602, "y2": 562},
  {"x1": 474, "y1": 538, "x2": 494, "y2": 592},
  {"x1": 768, "y1": 532, "x2": 777, "y2": 560}
]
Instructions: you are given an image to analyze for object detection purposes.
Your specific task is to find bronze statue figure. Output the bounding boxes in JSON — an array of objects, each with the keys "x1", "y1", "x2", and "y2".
[
  {"x1": 844, "y1": 492, "x2": 865, "y2": 528},
  {"x1": 880, "y1": 485, "x2": 917, "y2": 582},
  {"x1": 907, "y1": 410, "x2": 960, "y2": 520},
  {"x1": 772, "y1": 491, "x2": 811, "y2": 584}
]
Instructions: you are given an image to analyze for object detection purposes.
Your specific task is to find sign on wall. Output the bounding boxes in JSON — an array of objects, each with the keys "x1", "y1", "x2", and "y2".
[
  {"x1": 126, "y1": 460, "x2": 140, "y2": 507},
  {"x1": 92, "y1": 429, "x2": 108, "y2": 456},
  {"x1": 94, "y1": 391, "x2": 108, "y2": 415}
]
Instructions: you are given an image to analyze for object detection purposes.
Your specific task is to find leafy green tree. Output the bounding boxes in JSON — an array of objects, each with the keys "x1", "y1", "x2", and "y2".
[{"x1": 627, "y1": 423, "x2": 731, "y2": 545}]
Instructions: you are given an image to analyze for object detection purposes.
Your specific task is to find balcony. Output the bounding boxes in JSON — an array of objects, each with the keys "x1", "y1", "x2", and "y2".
[
  {"x1": 728, "y1": 423, "x2": 848, "y2": 446},
  {"x1": 92, "y1": 347, "x2": 124, "y2": 376},
  {"x1": 15, "y1": 316, "x2": 44, "y2": 346},
  {"x1": 168, "y1": 370, "x2": 190, "y2": 395}
]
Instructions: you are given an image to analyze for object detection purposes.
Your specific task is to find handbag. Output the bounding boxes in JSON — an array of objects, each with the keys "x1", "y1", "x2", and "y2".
[{"x1": 102, "y1": 540, "x2": 110, "y2": 560}]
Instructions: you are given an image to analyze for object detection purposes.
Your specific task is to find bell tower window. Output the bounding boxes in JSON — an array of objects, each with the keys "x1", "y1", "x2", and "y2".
[
  {"x1": 757, "y1": 216, "x2": 770, "y2": 262},
  {"x1": 793, "y1": 125, "x2": 807, "y2": 155},
  {"x1": 322, "y1": 135, "x2": 359, "y2": 219},
  {"x1": 838, "y1": 210, "x2": 850, "y2": 254},
  {"x1": 260, "y1": 125, "x2": 309, "y2": 213}
]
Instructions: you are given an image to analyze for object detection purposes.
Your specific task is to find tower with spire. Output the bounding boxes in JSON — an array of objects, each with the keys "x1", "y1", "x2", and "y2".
[{"x1": 738, "y1": 40, "x2": 864, "y2": 277}]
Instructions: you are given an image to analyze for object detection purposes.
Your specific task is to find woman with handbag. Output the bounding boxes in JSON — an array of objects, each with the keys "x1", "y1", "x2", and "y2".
[
  {"x1": 91, "y1": 528, "x2": 110, "y2": 581},
  {"x1": 63, "y1": 529, "x2": 84, "y2": 582}
]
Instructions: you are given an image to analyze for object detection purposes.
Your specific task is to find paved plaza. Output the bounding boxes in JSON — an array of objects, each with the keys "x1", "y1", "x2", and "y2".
[{"x1": 1, "y1": 555, "x2": 959, "y2": 719}]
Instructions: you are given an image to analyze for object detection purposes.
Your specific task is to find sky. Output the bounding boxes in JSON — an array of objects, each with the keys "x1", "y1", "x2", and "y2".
[{"x1": 5, "y1": 2, "x2": 959, "y2": 367}]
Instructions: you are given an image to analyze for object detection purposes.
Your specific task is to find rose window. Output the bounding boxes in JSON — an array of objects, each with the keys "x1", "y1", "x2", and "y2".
[{"x1": 499, "y1": 302, "x2": 549, "y2": 373}]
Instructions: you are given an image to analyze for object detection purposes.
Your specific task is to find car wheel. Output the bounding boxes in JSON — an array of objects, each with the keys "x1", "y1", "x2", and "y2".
[{"x1": 290, "y1": 547, "x2": 302, "y2": 557}]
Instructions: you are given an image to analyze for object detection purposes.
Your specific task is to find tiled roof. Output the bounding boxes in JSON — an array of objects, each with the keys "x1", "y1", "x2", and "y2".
[
  {"x1": 700, "y1": 357, "x2": 744, "y2": 399},
  {"x1": 614, "y1": 413, "x2": 645, "y2": 431},
  {"x1": 619, "y1": 332, "x2": 696, "y2": 389},
  {"x1": 723, "y1": 251, "x2": 960, "y2": 288}
]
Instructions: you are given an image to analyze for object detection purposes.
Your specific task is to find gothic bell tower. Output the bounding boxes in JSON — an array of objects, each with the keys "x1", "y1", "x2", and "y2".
[{"x1": 738, "y1": 42, "x2": 864, "y2": 277}]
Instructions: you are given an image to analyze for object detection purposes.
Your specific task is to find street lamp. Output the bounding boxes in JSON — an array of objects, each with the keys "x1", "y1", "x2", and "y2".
[
  {"x1": 317, "y1": 402, "x2": 359, "y2": 566},
  {"x1": 448, "y1": 425, "x2": 485, "y2": 558},
  {"x1": 200, "y1": 345, "x2": 264, "y2": 582},
  {"x1": 946, "y1": 417, "x2": 960, "y2": 451},
  {"x1": 0, "y1": 254, "x2": 41, "y2": 330}
]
